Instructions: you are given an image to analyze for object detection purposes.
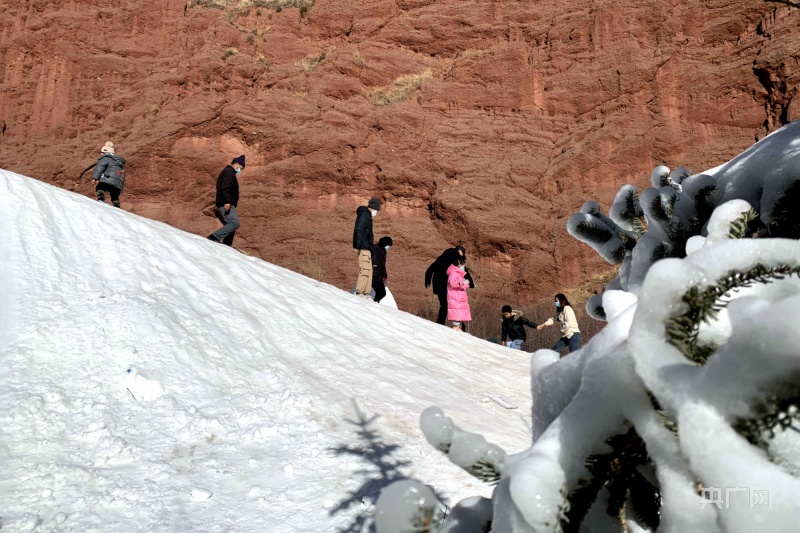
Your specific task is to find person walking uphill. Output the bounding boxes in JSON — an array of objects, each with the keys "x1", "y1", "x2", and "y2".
[
  {"x1": 500, "y1": 305, "x2": 539, "y2": 350},
  {"x1": 92, "y1": 141, "x2": 126, "y2": 208},
  {"x1": 371, "y1": 236, "x2": 392, "y2": 303},
  {"x1": 353, "y1": 197, "x2": 382, "y2": 298},
  {"x1": 208, "y1": 155, "x2": 245, "y2": 246},
  {"x1": 538, "y1": 293, "x2": 581, "y2": 354},
  {"x1": 425, "y1": 245, "x2": 471, "y2": 325},
  {"x1": 446, "y1": 256, "x2": 472, "y2": 331}
]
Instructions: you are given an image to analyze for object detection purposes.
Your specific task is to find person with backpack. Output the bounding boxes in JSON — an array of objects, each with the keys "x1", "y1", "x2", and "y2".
[
  {"x1": 425, "y1": 245, "x2": 473, "y2": 325},
  {"x1": 352, "y1": 197, "x2": 382, "y2": 298},
  {"x1": 207, "y1": 155, "x2": 245, "y2": 246},
  {"x1": 91, "y1": 141, "x2": 126, "y2": 208},
  {"x1": 446, "y1": 255, "x2": 472, "y2": 332},
  {"x1": 538, "y1": 293, "x2": 581, "y2": 354},
  {"x1": 499, "y1": 305, "x2": 539, "y2": 350},
  {"x1": 371, "y1": 236, "x2": 393, "y2": 303}
]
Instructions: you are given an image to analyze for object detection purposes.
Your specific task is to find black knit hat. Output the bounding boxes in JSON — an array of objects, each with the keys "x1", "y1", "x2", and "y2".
[
  {"x1": 231, "y1": 155, "x2": 246, "y2": 167},
  {"x1": 367, "y1": 197, "x2": 382, "y2": 210},
  {"x1": 502, "y1": 305, "x2": 513, "y2": 314},
  {"x1": 378, "y1": 236, "x2": 393, "y2": 248}
]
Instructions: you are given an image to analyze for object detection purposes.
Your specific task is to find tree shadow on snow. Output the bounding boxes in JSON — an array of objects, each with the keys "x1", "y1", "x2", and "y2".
[{"x1": 328, "y1": 400, "x2": 446, "y2": 533}]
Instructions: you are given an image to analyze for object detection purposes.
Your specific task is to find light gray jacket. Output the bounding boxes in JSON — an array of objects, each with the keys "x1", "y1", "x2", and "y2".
[{"x1": 92, "y1": 154, "x2": 126, "y2": 191}]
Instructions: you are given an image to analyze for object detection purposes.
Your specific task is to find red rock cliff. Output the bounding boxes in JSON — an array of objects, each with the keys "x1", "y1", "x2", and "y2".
[{"x1": 1, "y1": 0, "x2": 798, "y2": 311}]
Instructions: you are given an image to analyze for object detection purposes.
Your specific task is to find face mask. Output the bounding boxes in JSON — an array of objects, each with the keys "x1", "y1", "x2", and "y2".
[
  {"x1": 370, "y1": 210, "x2": 377, "y2": 217},
  {"x1": 554, "y1": 301, "x2": 561, "y2": 308},
  {"x1": 384, "y1": 245, "x2": 390, "y2": 251},
  {"x1": 235, "y1": 168, "x2": 241, "y2": 175},
  {"x1": 460, "y1": 266, "x2": 466, "y2": 271}
]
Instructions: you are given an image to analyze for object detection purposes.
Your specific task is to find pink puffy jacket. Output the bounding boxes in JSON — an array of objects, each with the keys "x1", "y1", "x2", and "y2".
[{"x1": 446, "y1": 264, "x2": 472, "y2": 322}]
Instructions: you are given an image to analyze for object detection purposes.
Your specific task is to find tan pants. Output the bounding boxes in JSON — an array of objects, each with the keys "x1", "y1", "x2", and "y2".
[{"x1": 356, "y1": 249, "x2": 373, "y2": 295}]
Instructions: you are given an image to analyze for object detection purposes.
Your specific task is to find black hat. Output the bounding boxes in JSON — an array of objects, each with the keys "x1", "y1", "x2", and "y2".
[
  {"x1": 502, "y1": 305, "x2": 513, "y2": 314},
  {"x1": 378, "y1": 236, "x2": 393, "y2": 248},
  {"x1": 455, "y1": 245, "x2": 466, "y2": 256},
  {"x1": 231, "y1": 155, "x2": 246, "y2": 167},
  {"x1": 367, "y1": 197, "x2": 382, "y2": 210}
]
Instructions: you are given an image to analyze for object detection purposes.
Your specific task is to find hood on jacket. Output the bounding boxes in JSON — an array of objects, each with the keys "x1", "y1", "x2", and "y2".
[
  {"x1": 446, "y1": 264, "x2": 466, "y2": 276},
  {"x1": 98, "y1": 153, "x2": 126, "y2": 165},
  {"x1": 510, "y1": 310, "x2": 524, "y2": 320},
  {"x1": 356, "y1": 205, "x2": 371, "y2": 215}
]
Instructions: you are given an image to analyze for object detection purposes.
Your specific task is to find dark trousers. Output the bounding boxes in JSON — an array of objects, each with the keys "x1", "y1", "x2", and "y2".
[
  {"x1": 372, "y1": 280, "x2": 386, "y2": 303},
  {"x1": 95, "y1": 182, "x2": 121, "y2": 207},
  {"x1": 436, "y1": 292, "x2": 448, "y2": 325}
]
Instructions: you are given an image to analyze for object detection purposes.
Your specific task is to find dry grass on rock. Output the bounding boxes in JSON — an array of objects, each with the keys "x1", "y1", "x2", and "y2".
[{"x1": 365, "y1": 69, "x2": 433, "y2": 106}]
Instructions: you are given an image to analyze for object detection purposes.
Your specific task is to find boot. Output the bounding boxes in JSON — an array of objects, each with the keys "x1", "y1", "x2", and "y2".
[
  {"x1": 96, "y1": 190, "x2": 105, "y2": 203},
  {"x1": 112, "y1": 200, "x2": 121, "y2": 208}
]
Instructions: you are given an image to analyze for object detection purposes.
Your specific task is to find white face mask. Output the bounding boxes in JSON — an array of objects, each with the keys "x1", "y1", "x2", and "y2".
[
  {"x1": 384, "y1": 245, "x2": 390, "y2": 251},
  {"x1": 370, "y1": 209, "x2": 377, "y2": 217}
]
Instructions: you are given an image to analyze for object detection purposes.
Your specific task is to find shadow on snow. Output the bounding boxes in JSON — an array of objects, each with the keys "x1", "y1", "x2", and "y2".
[{"x1": 328, "y1": 400, "x2": 447, "y2": 533}]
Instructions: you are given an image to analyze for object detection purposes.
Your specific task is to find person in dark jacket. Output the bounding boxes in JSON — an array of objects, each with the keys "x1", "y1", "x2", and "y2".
[
  {"x1": 92, "y1": 141, "x2": 126, "y2": 208},
  {"x1": 208, "y1": 155, "x2": 245, "y2": 246},
  {"x1": 500, "y1": 305, "x2": 539, "y2": 350},
  {"x1": 353, "y1": 197, "x2": 382, "y2": 298},
  {"x1": 425, "y1": 245, "x2": 472, "y2": 325},
  {"x1": 371, "y1": 236, "x2": 392, "y2": 302}
]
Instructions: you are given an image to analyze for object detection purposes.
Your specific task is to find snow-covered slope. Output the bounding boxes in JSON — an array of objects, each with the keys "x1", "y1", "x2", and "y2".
[{"x1": 0, "y1": 170, "x2": 532, "y2": 532}]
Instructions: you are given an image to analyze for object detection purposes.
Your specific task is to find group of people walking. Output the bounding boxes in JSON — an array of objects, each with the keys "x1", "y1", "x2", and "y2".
[
  {"x1": 352, "y1": 197, "x2": 582, "y2": 356},
  {"x1": 499, "y1": 294, "x2": 581, "y2": 354},
  {"x1": 89, "y1": 144, "x2": 582, "y2": 356}
]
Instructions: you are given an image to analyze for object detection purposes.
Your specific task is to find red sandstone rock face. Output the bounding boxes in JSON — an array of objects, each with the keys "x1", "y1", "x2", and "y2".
[{"x1": 1, "y1": 0, "x2": 798, "y2": 313}]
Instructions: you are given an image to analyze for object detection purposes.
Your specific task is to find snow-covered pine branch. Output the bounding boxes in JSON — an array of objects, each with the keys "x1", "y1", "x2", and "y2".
[
  {"x1": 569, "y1": 121, "x2": 800, "y2": 320},
  {"x1": 609, "y1": 185, "x2": 645, "y2": 237},
  {"x1": 375, "y1": 120, "x2": 800, "y2": 533},
  {"x1": 567, "y1": 202, "x2": 630, "y2": 265}
]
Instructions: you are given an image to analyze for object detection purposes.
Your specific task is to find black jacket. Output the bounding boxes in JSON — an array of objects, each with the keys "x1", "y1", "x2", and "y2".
[
  {"x1": 353, "y1": 206, "x2": 374, "y2": 250},
  {"x1": 501, "y1": 311, "x2": 538, "y2": 342},
  {"x1": 215, "y1": 165, "x2": 240, "y2": 207},
  {"x1": 371, "y1": 244, "x2": 388, "y2": 279},
  {"x1": 425, "y1": 248, "x2": 475, "y2": 295}
]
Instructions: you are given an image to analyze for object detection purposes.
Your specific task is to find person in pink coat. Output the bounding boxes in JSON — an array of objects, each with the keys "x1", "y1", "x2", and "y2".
[{"x1": 446, "y1": 256, "x2": 472, "y2": 331}]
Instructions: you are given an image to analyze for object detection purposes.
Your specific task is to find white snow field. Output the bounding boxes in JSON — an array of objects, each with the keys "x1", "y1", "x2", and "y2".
[{"x1": 0, "y1": 170, "x2": 533, "y2": 532}]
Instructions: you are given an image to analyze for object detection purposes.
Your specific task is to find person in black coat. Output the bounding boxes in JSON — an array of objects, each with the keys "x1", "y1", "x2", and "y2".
[
  {"x1": 371, "y1": 236, "x2": 393, "y2": 302},
  {"x1": 425, "y1": 245, "x2": 473, "y2": 325},
  {"x1": 500, "y1": 305, "x2": 539, "y2": 350},
  {"x1": 353, "y1": 197, "x2": 382, "y2": 297},
  {"x1": 208, "y1": 155, "x2": 245, "y2": 246}
]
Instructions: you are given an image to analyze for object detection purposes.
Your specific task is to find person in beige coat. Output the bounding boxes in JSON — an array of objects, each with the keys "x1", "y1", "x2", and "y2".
[{"x1": 538, "y1": 293, "x2": 581, "y2": 354}]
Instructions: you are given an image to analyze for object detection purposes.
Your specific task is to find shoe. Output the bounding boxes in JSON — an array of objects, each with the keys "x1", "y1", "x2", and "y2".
[{"x1": 207, "y1": 235, "x2": 220, "y2": 242}]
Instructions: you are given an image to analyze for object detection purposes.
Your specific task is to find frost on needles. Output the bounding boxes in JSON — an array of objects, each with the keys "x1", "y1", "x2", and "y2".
[{"x1": 373, "y1": 120, "x2": 800, "y2": 532}]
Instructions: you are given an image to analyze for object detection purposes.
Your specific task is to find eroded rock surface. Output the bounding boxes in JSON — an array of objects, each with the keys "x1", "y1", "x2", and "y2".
[{"x1": 1, "y1": 0, "x2": 798, "y2": 310}]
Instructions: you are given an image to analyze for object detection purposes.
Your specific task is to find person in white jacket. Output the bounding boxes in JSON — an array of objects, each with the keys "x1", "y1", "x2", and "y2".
[{"x1": 538, "y1": 293, "x2": 581, "y2": 354}]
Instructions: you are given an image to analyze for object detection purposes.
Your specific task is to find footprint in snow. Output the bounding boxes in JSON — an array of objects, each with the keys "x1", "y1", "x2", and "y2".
[{"x1": 191, "y1": 487, "x2": 212, "y2": 501}]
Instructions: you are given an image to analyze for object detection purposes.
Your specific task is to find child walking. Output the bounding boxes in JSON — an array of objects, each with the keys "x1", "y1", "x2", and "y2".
[{"x1": 446, "y1": 256, "x2": 472, "y2": 332}]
